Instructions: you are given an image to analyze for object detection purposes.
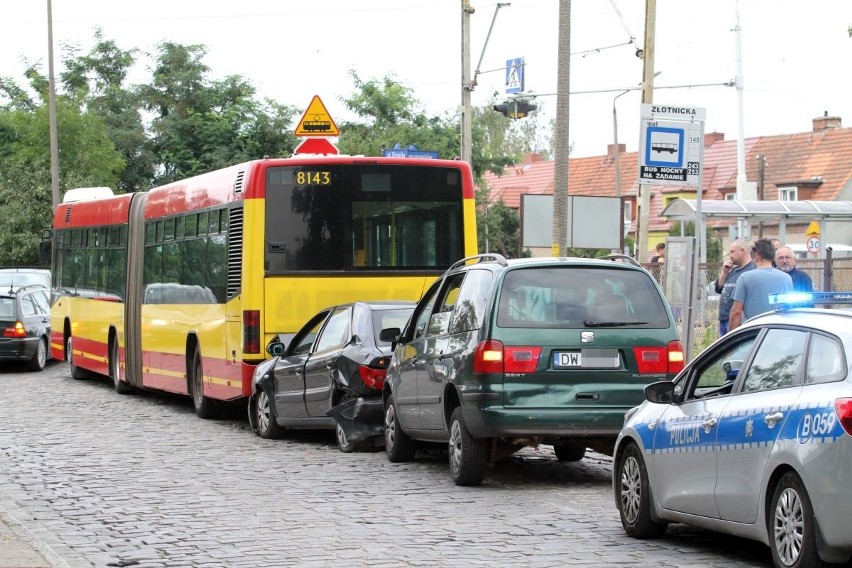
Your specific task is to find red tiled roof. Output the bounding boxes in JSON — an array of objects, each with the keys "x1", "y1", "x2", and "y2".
[{"x1": 484, "y1": 122, "x2": 852, "y2": 234}]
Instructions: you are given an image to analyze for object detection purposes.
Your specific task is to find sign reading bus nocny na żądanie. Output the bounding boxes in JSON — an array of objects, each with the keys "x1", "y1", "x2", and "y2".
[{"x1": 638, "y1": 104, "x2": 705, "y2": 187}]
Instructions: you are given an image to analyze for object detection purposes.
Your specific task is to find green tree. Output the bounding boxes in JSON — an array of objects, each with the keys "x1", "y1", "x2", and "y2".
[
  {"x1": 337, "y1": 72, "x2": 459, "y2": 161},
  {"x1": 139, "y1": 42, "x2": 299, "y2": 185},
  {"x1": 0, "y1": 97, "x2": 123, "y2": 265},
  {"x1": 60, "y1": 29, "x2": 154, "y2": 192},
  {"x1": 475, "y1": 186, "x2": 530, "y2": 258}
]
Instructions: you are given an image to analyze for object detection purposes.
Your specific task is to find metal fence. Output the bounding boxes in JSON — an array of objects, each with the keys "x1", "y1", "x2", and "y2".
[{"x1": 644, "y1": 257, "x2": 852, "y2": 358}]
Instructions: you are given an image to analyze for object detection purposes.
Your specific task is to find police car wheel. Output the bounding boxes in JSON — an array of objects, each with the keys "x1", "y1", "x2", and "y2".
[
  {"x1": 615, "y1": 443, "x2": 667, "y2": 539},
  {"x1": 769, "y1": 472, "x2": 824, "y2": 568}
]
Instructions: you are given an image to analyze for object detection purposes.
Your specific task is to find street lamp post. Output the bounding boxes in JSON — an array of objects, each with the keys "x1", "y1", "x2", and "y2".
[
  {"x1": 612, "y1": 89, "x2": 630, "y2": 254},
  {"x1": 612, "y1": 89, "x2": 631, "y2": 199},
  {"x1": 47, "y1": 0, "x2": 60, "y2": 208}
]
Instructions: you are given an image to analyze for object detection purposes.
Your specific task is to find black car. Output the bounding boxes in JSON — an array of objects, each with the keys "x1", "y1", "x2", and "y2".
[
  {"x1": 249, "y1": 300, "x2": 415, "y2": 451},
  {"x1": 0, "y1": 285, "x2": 52, "y2": 371}
]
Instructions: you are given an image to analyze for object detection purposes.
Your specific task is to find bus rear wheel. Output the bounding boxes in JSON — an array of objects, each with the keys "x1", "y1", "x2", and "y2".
[
  {"x1": 190, "y1": 348, "x2": 218, "y2": 419},
  {"x1": 110, "y1": 339, "x2": 133, "y2": 394}
]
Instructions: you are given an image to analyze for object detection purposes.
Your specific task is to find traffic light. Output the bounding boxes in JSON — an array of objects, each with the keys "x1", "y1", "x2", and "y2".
[{"x1": 492, "y1": 99, "x2": 537, "y2": 120}]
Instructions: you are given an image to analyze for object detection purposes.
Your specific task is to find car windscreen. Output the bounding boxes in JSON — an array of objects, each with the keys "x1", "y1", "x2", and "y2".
[
  {"x1": 497, "y1": 266, "x2": 671, "y2": 329},
  {"x1": 264, "y1": 165, "x2": 464, "y2": 272},
  {"x1": 373, "y1": 308, "x2": 414, "y2": 345},
  {"x1": 0, "y1": 297, "x2": 16, "y2": 320}
]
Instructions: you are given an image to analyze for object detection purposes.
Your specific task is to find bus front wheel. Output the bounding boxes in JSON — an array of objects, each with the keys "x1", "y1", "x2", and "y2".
[{"x1": 190, "y1": 348, "x2": 218, "y2": 419}]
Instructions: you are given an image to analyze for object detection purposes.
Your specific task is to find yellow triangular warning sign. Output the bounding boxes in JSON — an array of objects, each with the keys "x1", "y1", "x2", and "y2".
[
  {"x1": 806, "y1": 220, "x2": 820, "y2": 236},
  {"x1": 294, "y1": 95, "x2": 340, "y2": 137}
]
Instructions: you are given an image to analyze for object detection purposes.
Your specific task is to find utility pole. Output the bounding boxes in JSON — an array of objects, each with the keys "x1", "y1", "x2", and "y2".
[
  {"x1": 635, "y1": 0, "x2": 656, "y2": 261},
  {"x1": 552, "y1": 0, "x2": 571, "y2": 256},
  {"x1": 461, "y1": 2, "x2": 509, "y2": 165},
  {"x1": 47, "y1": 0, "x2": 60, "y2": 208},
  {"x1": 757, "y1": 154, "x2": 766, "y2": 238},
  {"x1": 461, "y1": 1, "x2": 474, "y2": 164}
]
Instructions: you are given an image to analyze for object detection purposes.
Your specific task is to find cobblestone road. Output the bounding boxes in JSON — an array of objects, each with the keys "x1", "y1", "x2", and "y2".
[{"x1": 0, "y1": 361, "x2": 772, "y2": 568}]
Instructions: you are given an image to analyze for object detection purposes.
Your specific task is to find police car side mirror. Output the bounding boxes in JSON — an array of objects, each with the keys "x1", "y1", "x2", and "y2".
[{"x1": 644, "y1": 381, "x2": 675, "y2": 404}]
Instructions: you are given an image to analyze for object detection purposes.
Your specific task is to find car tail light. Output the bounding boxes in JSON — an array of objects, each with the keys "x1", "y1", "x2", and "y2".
[
  {"x1": 243, "y1": 310, "x2": 260, "y2": 354},
  {"x1": 667, "y1": 340, "x2": 685, "y2": 373},
  {"x1": 504, "y1": 346, "x2": 541, "y2": 373},
  {"x1": 474, "y1": 340, "x2": 504, "y2": 374},
  {"x1": 359, "y1": 365, "x2": 387, "y2": 390},
  {"x1": 473, "y1": 341, "x2": 541, "y2": 374},
  {"x1": 632, "y1": 342, "x2": 685, "y2": 375},
  {"x1": 633, "y1": 346, "x2": 666, "y2": 374},
  {"x1": 3, "y1": 322, "x2": 26, "y2": 338},
  {"x1": 835, "y1": 398, "x2": 852, "y2": 435}
]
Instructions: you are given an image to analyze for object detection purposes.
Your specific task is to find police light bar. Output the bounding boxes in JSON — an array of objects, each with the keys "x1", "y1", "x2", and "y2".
[{"x1": 769, "y1": 292, "x2": 852, "y2": 307}]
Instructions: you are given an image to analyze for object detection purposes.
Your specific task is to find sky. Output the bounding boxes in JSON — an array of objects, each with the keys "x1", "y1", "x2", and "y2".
[{"x1": 2, "y1": 0, "x2": 851, "y2": 158}]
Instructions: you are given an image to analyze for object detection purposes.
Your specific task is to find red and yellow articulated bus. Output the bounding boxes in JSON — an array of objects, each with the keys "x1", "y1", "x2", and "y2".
[{"x1": 50, "y1": 156, "x2": 477, "y2": 417}]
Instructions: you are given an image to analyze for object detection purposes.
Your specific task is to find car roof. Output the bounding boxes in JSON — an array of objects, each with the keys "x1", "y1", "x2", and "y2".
[
  {"x1": 0, "y1": 284, "x2": 48, "y2": 297},
  {"x1": 743, "y1": 306, "x2": 852, "y2": 330},
  {"x1": 446, "y1": 254, "x2": 646, "y2": 275},
  {"x1": 320, "y1": 300, "x2": 417, "y2": 312}
]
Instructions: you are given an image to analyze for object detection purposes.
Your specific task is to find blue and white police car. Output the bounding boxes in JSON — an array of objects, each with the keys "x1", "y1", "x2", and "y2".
[{"x1": 613, "y1": 292, "x2": 852, "y2": 568}]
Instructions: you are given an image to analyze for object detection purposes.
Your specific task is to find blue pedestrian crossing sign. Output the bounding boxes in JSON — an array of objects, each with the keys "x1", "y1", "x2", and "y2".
[{"x1": 505, "y1": 57, "x2": 524, "y2": 94}]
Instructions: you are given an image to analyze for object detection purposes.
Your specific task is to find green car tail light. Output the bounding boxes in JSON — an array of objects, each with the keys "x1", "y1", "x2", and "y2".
[
  {"x1": 473, "y1": 340, "x2": 541, "y2": 374},
  {"x1": 633, "y1": 340, "x2": 684, "y2": 375}
]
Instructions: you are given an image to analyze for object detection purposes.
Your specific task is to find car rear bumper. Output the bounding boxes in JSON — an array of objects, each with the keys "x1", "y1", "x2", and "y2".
[
  {"x1": 326, "y1": 396, "x2": 384, "y2": 444},
  {"x1": 459, "y1": 396, "x2": 626, "y2": 439},
  {"x1": 0, "y1": 337, "x2": 38, "y2": 361}
]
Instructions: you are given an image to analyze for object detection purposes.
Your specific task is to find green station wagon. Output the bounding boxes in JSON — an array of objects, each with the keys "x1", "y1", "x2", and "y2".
[{"x1": 381, "y1": 254, "x2": 684, "y2": 486}]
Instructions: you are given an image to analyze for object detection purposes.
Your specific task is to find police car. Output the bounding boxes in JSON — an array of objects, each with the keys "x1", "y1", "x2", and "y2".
[{"x1": 613, "y1": 292, "x2": 852, "y2": 568}]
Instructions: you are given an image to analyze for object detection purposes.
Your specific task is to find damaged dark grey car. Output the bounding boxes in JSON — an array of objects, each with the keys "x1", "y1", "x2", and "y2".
[{"x1": 249, "y1": 300, "x2": 415, "y2": 452}]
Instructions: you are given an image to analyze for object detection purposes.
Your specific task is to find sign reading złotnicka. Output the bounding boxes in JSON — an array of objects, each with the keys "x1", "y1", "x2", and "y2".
[{"x1": 638, "y1": 104, "x2": 705, "y2": 187}]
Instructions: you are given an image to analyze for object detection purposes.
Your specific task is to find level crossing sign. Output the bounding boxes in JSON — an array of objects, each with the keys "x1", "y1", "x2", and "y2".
[{"x1": 294, "y1": 95, "x2": 340, "y2": 137}]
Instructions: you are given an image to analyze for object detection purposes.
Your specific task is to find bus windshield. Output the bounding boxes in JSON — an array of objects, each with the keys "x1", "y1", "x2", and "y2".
[{"x1": 264, "y1": 164, "x2": 464, "y2": 272}]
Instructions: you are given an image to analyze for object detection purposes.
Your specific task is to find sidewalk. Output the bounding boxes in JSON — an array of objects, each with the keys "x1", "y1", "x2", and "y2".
[{"x1": 0, "y1": 513, "x2": 52, "y2": 568}]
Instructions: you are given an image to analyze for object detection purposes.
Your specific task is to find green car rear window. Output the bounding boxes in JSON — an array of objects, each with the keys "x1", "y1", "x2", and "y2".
[{"x1": 497, "y1": 267, "x2": 671, "y2": 328}]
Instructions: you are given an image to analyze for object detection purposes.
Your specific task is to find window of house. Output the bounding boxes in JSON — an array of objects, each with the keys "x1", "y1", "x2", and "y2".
[
  {"x1": 778, "y1": 186, "x2": 798, "y2": 201},
  {"x1": 724, "y1": 193, "x2": 736, "y2": 201}
]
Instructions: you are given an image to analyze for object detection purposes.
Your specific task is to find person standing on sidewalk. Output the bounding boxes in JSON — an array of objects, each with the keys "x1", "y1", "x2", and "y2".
[
  {"x1": 728, "y1": 239, "x2": 793, "y2": 330},
  {"x1": 715, "y1": 239, "x2": 754, "y2": 336},
  {"x1": 775, "y1": 246, "x2": 814, "y2": 292}
]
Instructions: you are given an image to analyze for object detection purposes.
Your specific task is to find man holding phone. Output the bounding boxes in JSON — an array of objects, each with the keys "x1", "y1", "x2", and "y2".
[{"x1": 714, "y1": 239, "x2": 754, "y2": 335}]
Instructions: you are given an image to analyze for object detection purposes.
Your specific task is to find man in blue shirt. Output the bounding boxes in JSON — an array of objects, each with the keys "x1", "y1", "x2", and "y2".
[
  {"x1": 775, "y1": 246, "x2": 814, "y2": 292},
  {"x1": 715, "y1": 239, "x2": 754, "y2": 335},
  {"x1": 729, "y1": 239, "x2": 793, "y2": 330}
]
